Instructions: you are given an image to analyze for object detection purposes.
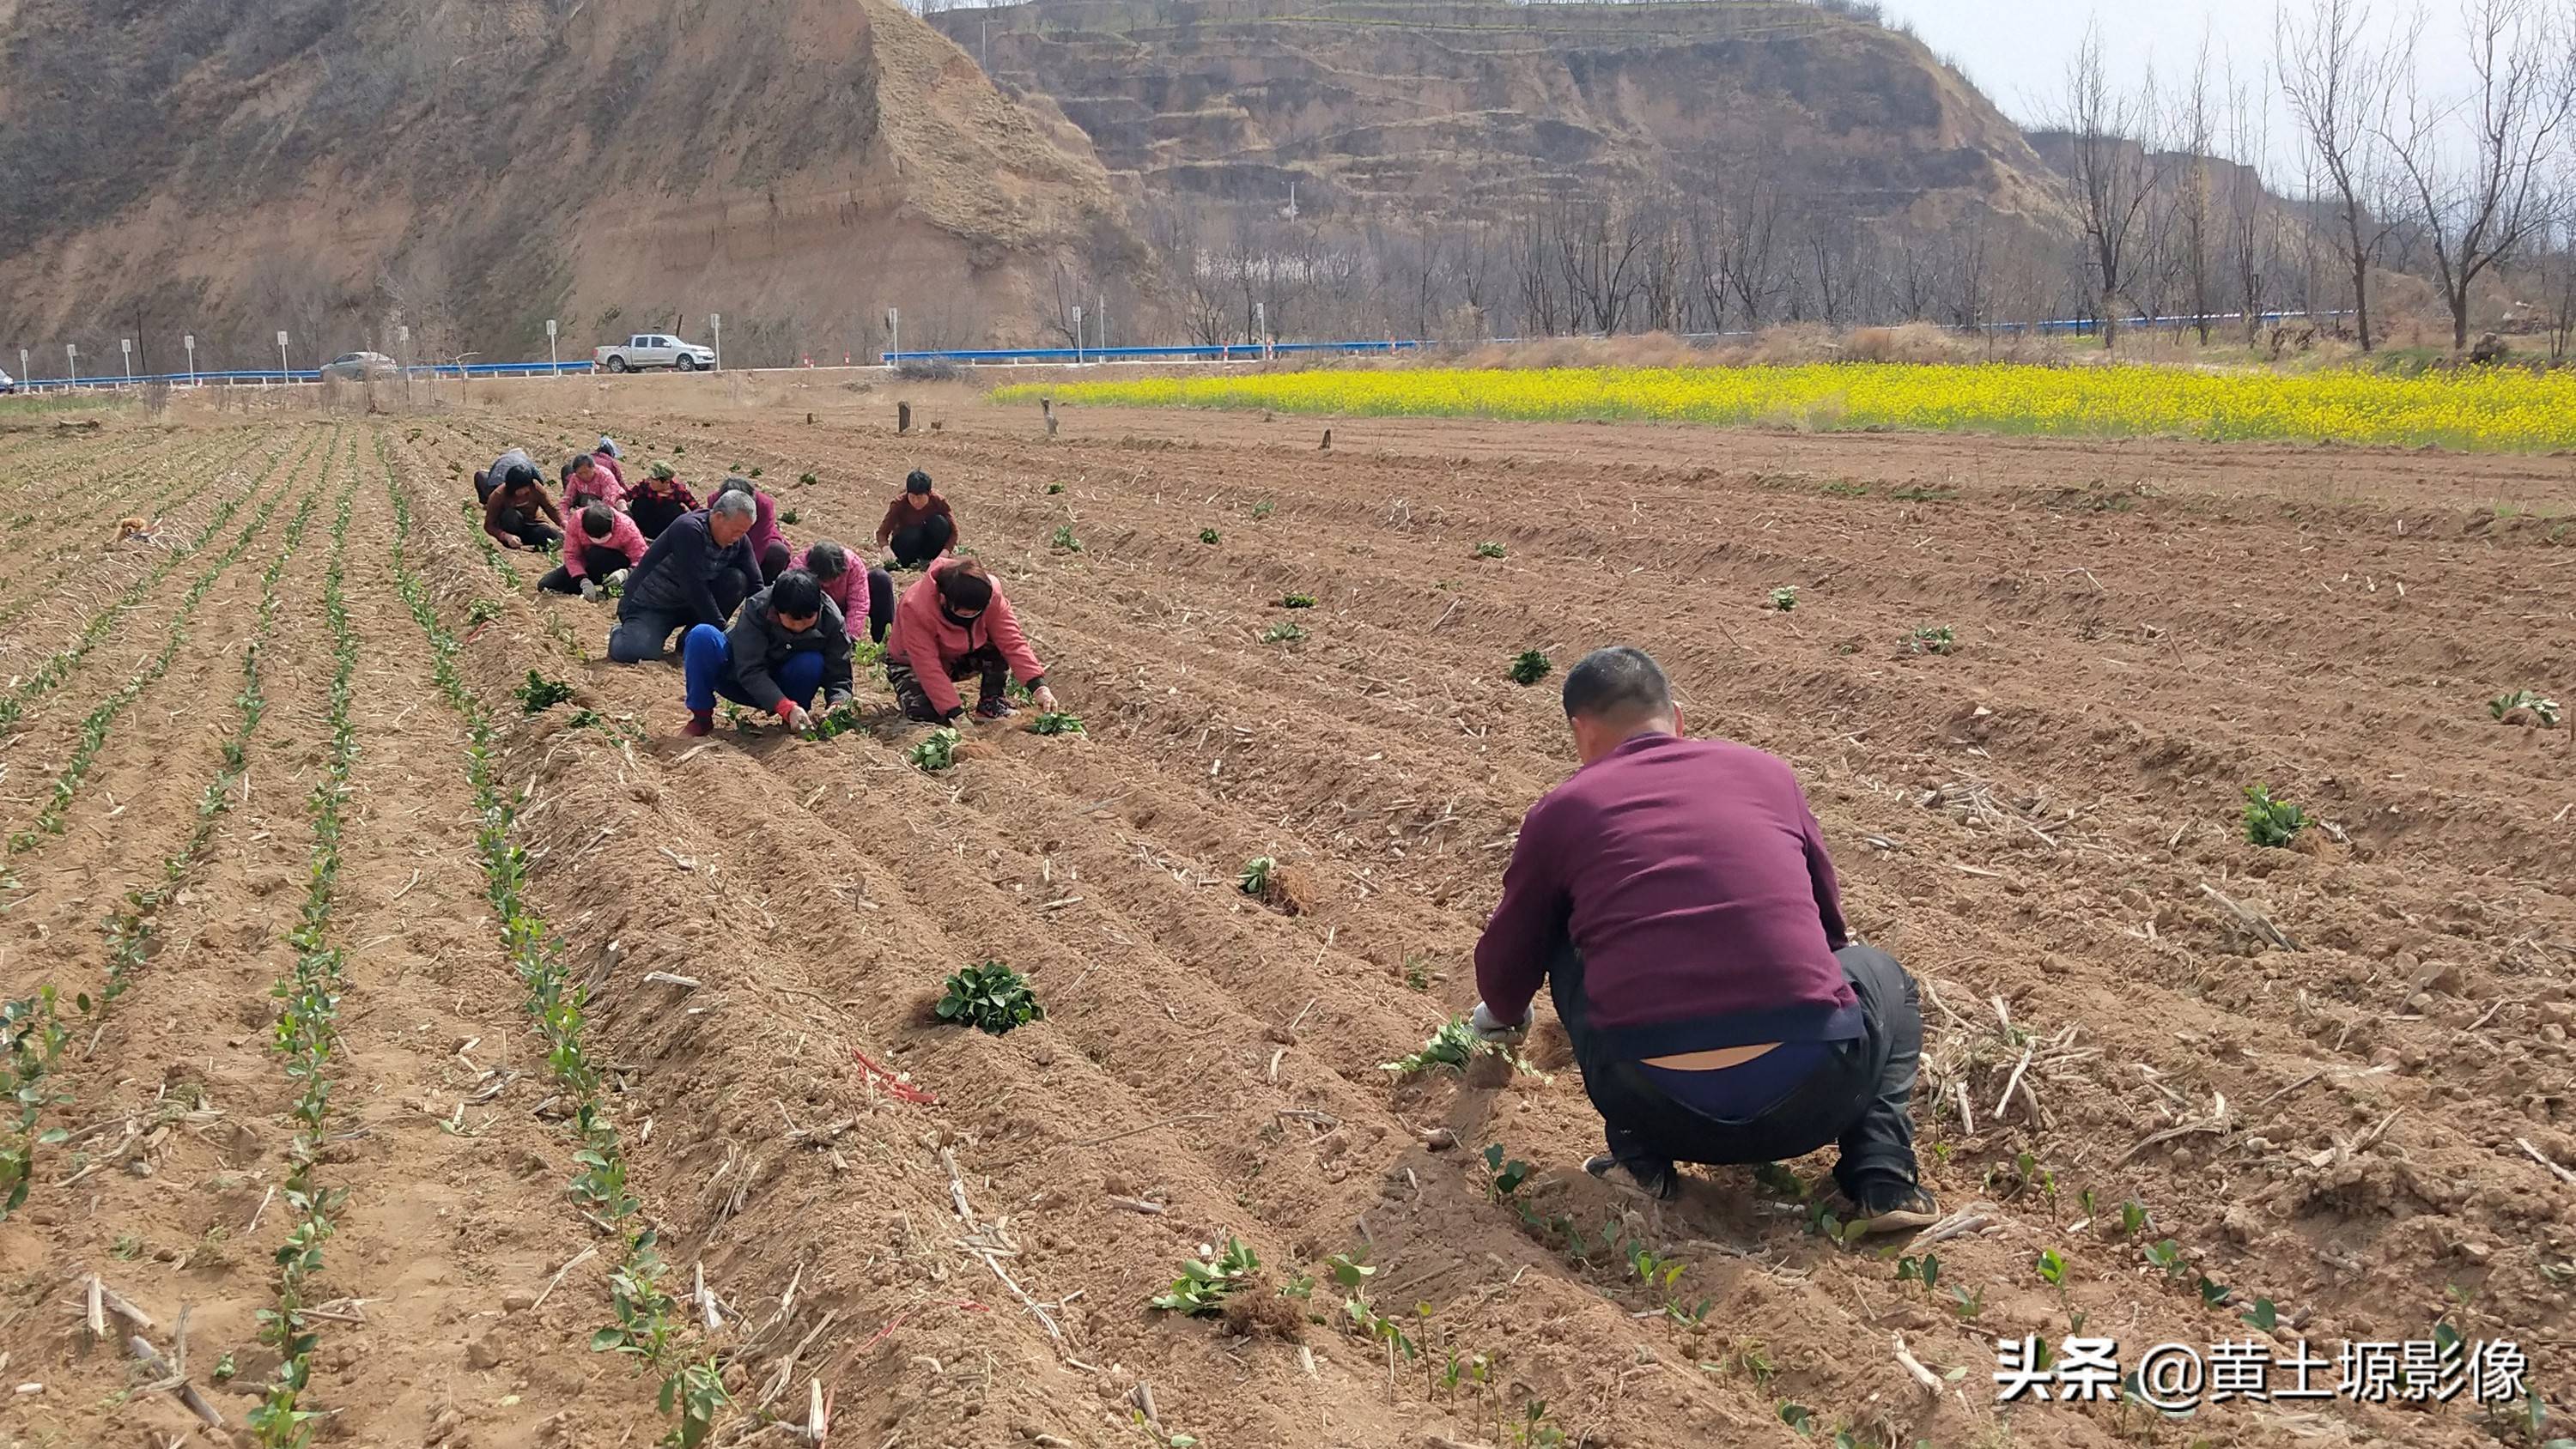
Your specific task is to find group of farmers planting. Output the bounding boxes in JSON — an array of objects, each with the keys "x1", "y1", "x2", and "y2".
[
  {"x1": 468, "y1": 439, "x2": 1940, "y2": 1235},
  {"x1": 473, "y1": 439, "x2": 1056, "y2": 737}
]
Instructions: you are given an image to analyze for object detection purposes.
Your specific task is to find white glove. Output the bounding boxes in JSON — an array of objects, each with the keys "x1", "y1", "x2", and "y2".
[
  {"x1": 605, "y1": 568, "x2": 631, "y2": 589},
  {"x1": 579, "y1": 579, "x2": 601, "y2": 601},
  {"x1": 1468, "y1": 1001, "x2": 1529, "y2": 1045}
]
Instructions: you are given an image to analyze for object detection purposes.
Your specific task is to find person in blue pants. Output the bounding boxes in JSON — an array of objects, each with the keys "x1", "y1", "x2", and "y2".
[{"x1": 679, "y1": 569, "x2": 857, "y2": 737}]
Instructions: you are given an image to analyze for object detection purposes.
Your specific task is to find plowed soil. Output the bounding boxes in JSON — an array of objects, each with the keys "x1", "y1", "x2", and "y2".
[{"x1": 2, "y1": 394, "x2": 2571, "y2": 1449}]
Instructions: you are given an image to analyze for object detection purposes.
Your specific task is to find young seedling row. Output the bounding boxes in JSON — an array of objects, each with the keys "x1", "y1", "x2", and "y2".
[
  {"x1": 380, "y1": 442, "x2": 727, "y2": 1447},
  {"x1": 249, "y1": 449, "x2": 362, "y2": 1448}
]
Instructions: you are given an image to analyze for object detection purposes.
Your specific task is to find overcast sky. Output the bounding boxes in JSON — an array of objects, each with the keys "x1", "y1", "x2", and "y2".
[{"x1": 1883, "y1": 0, "x2": 2485, "y2": 183}]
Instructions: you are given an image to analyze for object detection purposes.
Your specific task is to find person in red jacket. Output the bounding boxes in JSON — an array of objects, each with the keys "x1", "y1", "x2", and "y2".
[
  {"x1": 885, "y1": 558, "x2": 1059, "y2": 723},
  {"x1": 1469, "y1": 646, "x2": 1934, "y2": 1233}
]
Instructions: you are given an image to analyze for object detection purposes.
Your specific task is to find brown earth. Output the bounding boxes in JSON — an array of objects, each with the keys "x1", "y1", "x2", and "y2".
[{"x1": 0, "y1": 392, "x2": 2572, "y2": 1448}]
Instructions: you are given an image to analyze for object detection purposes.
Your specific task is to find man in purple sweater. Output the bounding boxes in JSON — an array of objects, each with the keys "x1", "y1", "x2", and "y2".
[{"x1": 1472, "y1": 646, "x2": 1935, "y2": 1233}]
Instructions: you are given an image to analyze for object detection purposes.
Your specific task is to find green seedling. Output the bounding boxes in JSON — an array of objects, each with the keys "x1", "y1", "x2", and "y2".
[
  {"x1": 1250, "y1": 499, "x2": 1275, "y2": 519},
  {"x1": 1908, "y1": 624, "x2": 1955, "y2": 655},
  {"x1": 2243, "y1": 1296, "x2": 2279, "y2": 1330},
  {"x1": 1821, "y1": 480, "x2": 1868, "y2": 497},
  {"x1": 671, "y1": 445, "x2": 685, "y2": 455},
  {"x1": 514, "y1": 670, "x2": 575, "y2": 714},
  {"x1": 779, "y1": 508, "x2": 799, "y2": 525},
  {"x1": 2197, "y1": 1275, "x2": 2233, "y2": 1307},
  {"x1": 1381, "y1": 1016, "x2": 1549, "y2": 1081},
  {"x1": 2144, "y1": 1238, "x2": 2189, "y2": 1277},
  {"x1": 2491, "y1": 689, "x2": 2561, "y2": 725},
  {"x1": 1278, "y1": 592, "x2": 1317, "y2": 609},
  {"x1": 1238, "y1": 856, "x2": 1275, "y2": 895},
  {"x1": 1948, "y1": 1283, "x2": 1984, "y2": 1319},
  {"x1": 720, "y1": 703, "x2": 749, "y2": 733},
  {"x1": 908, "y1": 727, "x2": 962, "y2": 772},
  {"x1": 1401, "y1": 953, "x2": 1435, "y2": 991},
  {"x1": 1028, "y1": 711, "x2": 1084, "y2": 736},
  {"x1": 1261, "y1": 621, "x2": 1307, "y2": 644},
  {"x1": 1051, "y1": 524, "x2": 1082, "y2": 551},
  {"x1": 1508, "y1": 650, "x2": 1551, "y2": 686},
  {"x1": 1890, "y1": 485, "x2": 1957, "y2": 502},
  {"x1": 1481, "y1": 1143, "x2": 1533, "y2": 1201},
  {"x1": 1474, "y1": 542, "x2": 1507, "y2": 559},
  {"x1": 1149, "y1": 1237, "x2": 1261, "y2": 1316},
  {"x1": 1046, "y1": 482, "x2": 1065, "y2": 494},
  {"x1": 1895, "y1": 1252, "x2": 1941, "y2": 1291},
  {"x1": 2119, "y1": 1198, "x2": 2148, "y2": 1238},
  {"x1": 936, "y1": 961, "x2": 1044, "y2": 1034},
  {"x1": 728, "y1": 462, "x2": 744, "y2": 472},
  {"x1": 2240, "y1": 783, "x2": 2308, "y2": 847},
  {"x1": 468, "y1": 598, "x2": 503, "y2": 627},
  {"x1": 798, "y1": 472, "x2": 817, "y2": 486},
  {"x1": 1769, "y1": 586, "x2": 1798, "y2": 611},
  {"x1": 1200, "y1": 528, "x2": 1220, "y2": 544},
  {"x1": 747, "y1": 466, "x2": 763, "y2": 478},
  {"x1": 808, "y1": 701, "x2": 867, "y2": 740}
]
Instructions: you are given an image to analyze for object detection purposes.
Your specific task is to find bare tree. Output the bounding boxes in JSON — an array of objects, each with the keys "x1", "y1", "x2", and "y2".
[
  {"x1": 2178, "y1": 33, "x2": 2221, "y2": 343},
  {"x1": 2277, "y1": 0, "x2": 2407, "y2": 350},
  {"x1": 2380, "y1": 0, "x2": 2575, "y2": 349},
  {"x1": 2050, "y1": 21, "x2": 2164, "y2": 348},
  {"x1": 2226, "y1": 64, "x2": 2275, "y2": 344}
]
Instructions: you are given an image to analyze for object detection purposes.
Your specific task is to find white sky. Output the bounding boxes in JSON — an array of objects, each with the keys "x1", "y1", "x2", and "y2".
[{"x1": 1884, "y1": 0, "x2": 2486, "y2": 185}]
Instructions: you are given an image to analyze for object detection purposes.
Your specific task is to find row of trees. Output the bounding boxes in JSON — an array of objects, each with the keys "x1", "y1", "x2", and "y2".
[{"x1": 1062, "y1": 0, "x2": 2576, "y2": 356}]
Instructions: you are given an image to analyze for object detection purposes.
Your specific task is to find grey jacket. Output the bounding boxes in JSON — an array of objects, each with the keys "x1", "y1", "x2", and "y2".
[
  {"x1": 725, "y1": 586, "x2": 855, "y2": 713},
  {"x1": 619, "y1": 510, "x2": 757, "y2": 630}
]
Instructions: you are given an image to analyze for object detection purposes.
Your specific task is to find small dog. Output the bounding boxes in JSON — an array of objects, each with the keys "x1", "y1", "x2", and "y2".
[{"x1": 115, "y1": 516, "x2": 156, "y2": 543}]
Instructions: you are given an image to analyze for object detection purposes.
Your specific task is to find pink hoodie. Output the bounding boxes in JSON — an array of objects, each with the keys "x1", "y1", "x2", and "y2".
[{"x1": 565, "y1": 508, "x2": 647, "y2": 579}]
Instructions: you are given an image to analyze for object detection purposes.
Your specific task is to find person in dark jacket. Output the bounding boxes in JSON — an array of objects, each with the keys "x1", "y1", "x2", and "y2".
[
  {"x1": 474, "y1": 448, "x2": 539, "y2": 506},
  {"x1": 1469, "y1": 646, "x2": 1934, "y2": 1234},
  {"x1": 606, "y1": 490, "x2": 760, "y2": 663},
  {"x1": 627, "y1": 463, "x2": 700, "y2": 540},
  {"x1": 885, "y1": 558, "x2": 1057, "y2": 723},
  {"x1": 483, "y1": 473, "x2": 564, "y2": 551},
  {"x1": 679, "y1": 570, "x2": 854, "y2": 737}
]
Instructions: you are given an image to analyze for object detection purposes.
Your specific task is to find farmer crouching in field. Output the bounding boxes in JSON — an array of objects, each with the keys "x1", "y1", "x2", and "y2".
[
  {"x1": 474, "y1": 448, "x2": 538, "y2": 506},
  {"x1": 1468, "y1": 646, "x2": 1936, "y2": 1234},
  {"x1": 627, "y1": 464, "x2": 700, "y2": 541},
  {"x1": 678, "y1": 569, "x2": 855, "y2": 737},
  {"x1": 483, "y1": 471, "x2": 565, "y2": 552},
  {"x1": 794, "y1": 541, "x2": 868, "y2": 643},
  {"x1": 886, "y1": 558, "x2": 1057, "y2": 724},
  {"x1": 714, "y1": 476, "x2": 792, "y2": 586},
  {"x1": 607, "y1": 489, "x2": 760, "y2": 663},
  {"x1": 878, "y1": 470, "x2": 957, "y2": 567},
  {"x1": 538, "y1": 504, "x2": 646, "y2": 599},
  {"x1": 562, "y1": 451, "x2": 626, "y2": 512}
]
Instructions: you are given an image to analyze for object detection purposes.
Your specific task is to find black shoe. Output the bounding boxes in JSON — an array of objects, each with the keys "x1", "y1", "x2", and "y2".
[
  {"x1": 1836, "y1": 1181, "x2": 1940, "y2": 1236},
  {"x1": 1584, "y1": 1154, "x2": 1680, "y2": 1203},
  {"x1": 974, "y1": 696, "x2": 1016, "y2": 720}
]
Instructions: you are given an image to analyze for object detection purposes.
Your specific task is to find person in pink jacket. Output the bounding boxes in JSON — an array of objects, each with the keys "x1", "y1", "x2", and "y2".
[
  {"x1": 592, "y1": 437, "x2": 628, "y2": 492},
  {"x1": 794, "y1": 541, "x2": 867, "y2": 640},
  {"x1": 538, "y1": 504, "x2": 647, "y2": 597},
  {"x1": 562, "y1": 452, "x2": 627, "y2": 512},
  {"x1": 885, "y1": 558, "x2": 1060, "y2": 723}
]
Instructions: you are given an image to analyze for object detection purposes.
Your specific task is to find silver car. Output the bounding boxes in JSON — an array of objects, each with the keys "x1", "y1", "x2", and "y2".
[{"x1": 319, "y1": 350, "x2": 398, "y2": 380}]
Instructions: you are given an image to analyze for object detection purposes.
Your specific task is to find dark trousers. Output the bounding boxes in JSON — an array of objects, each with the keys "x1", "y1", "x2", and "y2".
[
  {"x1": 864, "y1": 567, "x2": 895, "y2": 645},
  {"x1": 537, "y1": 544, "x2": 631, "y2": 595},
  {"x1": 887, "y1": 645, "x2": 1005, "y2": 722},
  {"x1": 760, "y1": 541, "x2": 793, "y2": 585},
  {"x1": 1552, "y1": 941, "x2": 1923, "y2": 1197},
  {"x1": 889, "y1": 516, "x2": 952, "y2": 566},
  {"x1": 494, "y1": 514, "x2": 561, "y2": 551}
]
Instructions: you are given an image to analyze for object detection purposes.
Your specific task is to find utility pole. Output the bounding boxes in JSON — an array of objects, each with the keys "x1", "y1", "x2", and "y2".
[
  {"x1": 885, "y1": 306, "x2": 899, "y2": 366},
  {"x1": 1073, "y1": 306, "x2": 1084, "y2": 366}
]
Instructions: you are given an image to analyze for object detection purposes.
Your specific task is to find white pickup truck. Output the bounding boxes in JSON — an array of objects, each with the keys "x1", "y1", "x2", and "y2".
[{"x1": 593, "y1": 332, "x2": 717, "y2": 373}]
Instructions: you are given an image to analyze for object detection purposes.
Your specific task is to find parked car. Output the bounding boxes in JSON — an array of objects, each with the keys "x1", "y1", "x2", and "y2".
[
  {"x1": 0, "y1": 367, "x2": 15, "y2": 395},
  {"x1": 593, "y1": 333, "x2": 717, "y2": 373},
  {"x1": 319, "y1": 350, "x2": 398, "y2": 380}
]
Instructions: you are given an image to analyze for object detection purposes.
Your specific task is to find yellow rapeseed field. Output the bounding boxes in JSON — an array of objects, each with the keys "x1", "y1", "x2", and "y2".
[{"x1": 995, "y1": 362, "x2": 2576, "y2": 452}]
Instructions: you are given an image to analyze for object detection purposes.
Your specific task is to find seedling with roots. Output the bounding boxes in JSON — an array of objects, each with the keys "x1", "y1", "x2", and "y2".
[
  {"x1": 1199, "y1": 528, "x2": 1221, "y2": 544},
  {"x1": 514, "y1": 670, "x2": 575, "y2": 714},
  {"x1": 1028, "y1": 711, "x2": 1084, "y2": 736},
  {"x1": 936, "y1": 961, "x2": 1044, "y2": 1034},
  {"x1": 909, "y1": 727, "x2": 963, "y2": 772},
  {"x1": 1381, "y1": 1016, "x2": 1550, "y2": 1082},
  {"x1": 1473, "y1": 542, "x2": 1507, "y2": 559},
  {"x1": 1279, "y1": 592, "x2": 1317, "y2": 609},
  {"x1": 2491, "y1": 689, "x2": 2561, "y2": 726},
  {"x1": 2240, "y1": 783, "x2": 2308, "y2": 847},
  {"x1": 1769, "y1": 586, "x2": 1798, "y2": 611},
  {"x1": 1051, "y1": 524, "x2": 1082, "y2": 552},
  {"x1": 1508, "y1": 650, "x2": 1552, "y2": 686},
  {"x1": 1149, "y1": 1237, "x2": 1261, "y2": 1316},
  {"x1": 1261, "y1": 621, "x2": 1306, "y2": 644},
  {"x1": 1908, "y1": 624, "x2": 1955, "y2": 655},
  {"x1": 467, "y1": 598, "x2": 504, "y2": 627},
  {"x1": 1239, "y1": 856, "x2": 1275, "y2": 895}
]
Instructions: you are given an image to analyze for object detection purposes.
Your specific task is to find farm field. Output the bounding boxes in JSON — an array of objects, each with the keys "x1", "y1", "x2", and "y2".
[{"x1": 0, "y1": 397, "x2": 2569, "y2": 1449}]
